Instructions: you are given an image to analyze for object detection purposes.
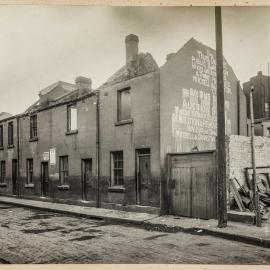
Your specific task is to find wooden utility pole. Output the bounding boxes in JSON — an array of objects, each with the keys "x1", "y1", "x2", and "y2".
[
  {"x1": 249, "y1": 86, "x2": 262, "y2": 227},
  {"x1": 96, "y1": 90, "x2": 101, "y2": 208},
  {"x1": 215, "y1": 6, "x2": 227, "y2": 228}
]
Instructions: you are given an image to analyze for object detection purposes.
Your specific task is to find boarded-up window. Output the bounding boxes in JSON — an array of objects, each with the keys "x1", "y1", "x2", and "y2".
[
  {"x1": 60, "y1": 156, "x2": 69, "y2": 185},
  {"x1": 30, "y1": 115, "x2": 37, "y2": 139},
  {"x1": 111, "y1": 151, "x2": 123, "y2": 186},
  {"x1": 0, "y1": 161, "x2": 5, "y2": 183},
  {"x1": 67, "y1": 104, "x2": 78, "y2": 131},
  {"x1": 118, "y1": 88, "x2": 131, "y2": 121},
  {"x1": 8, "y1": 122, "x2": 13, "y2": 146},
  {"x1": 0, "y1": 125, "x2": 3, "y2": 147},
  {"x1": 27, "y1": 159, "x2": 33, "y2": 184}
]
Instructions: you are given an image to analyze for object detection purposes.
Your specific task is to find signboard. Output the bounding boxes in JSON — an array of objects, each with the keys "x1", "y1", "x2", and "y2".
[
  {"x1": 49, "y1": 148, "x2": 56, "y2": 165},
  {"x1": 43, "y1": 152, "x2": 49, "y2": 161}
]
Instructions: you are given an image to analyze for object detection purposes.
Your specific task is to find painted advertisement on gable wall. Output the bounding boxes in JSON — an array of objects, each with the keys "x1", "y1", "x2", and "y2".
[{"x1": 163, "y1": 39, "x2": 238, "y2": 154}]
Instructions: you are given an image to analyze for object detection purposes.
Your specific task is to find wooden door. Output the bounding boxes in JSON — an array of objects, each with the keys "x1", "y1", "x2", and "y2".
[
  {"x1": 137, "y1": 149, "x2": 151, "y2": 206},
  {"x1": 169, "y1": 152, "x2": 217, "y2": 219},
  {"x1": 12, "y1": 159, "x2": 17, "y2": 195},
  {"x1": 41, "y1": 162, "x2": 49, "y2": 197},
  {"x1": 82, "y1": 159, "x2": 92, "y2": 201}
]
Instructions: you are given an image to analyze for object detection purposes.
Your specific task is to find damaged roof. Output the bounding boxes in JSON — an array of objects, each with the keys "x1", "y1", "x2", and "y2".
[{"x1": 100, "y1": 52, "x2": 159, "y2": 88}]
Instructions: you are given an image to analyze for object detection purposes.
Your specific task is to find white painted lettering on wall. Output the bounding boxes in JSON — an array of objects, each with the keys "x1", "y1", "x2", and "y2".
[{"x1": 191, "y1": 49, "x2": 232, "y2": 95}]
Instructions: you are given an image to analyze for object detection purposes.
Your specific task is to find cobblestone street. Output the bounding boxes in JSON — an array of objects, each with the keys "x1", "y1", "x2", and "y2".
[{"x1": 0, "y1": 203, "x2": 269, "y2": 264}]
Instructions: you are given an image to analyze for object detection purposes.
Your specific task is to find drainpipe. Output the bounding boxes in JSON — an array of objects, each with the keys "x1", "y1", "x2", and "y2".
[
  {"x1": 16, "y1": 116, "x2": 20, "y2": 198},
  {"x1": 96, "y1": 90, "x2": 101, "y2": 208}
]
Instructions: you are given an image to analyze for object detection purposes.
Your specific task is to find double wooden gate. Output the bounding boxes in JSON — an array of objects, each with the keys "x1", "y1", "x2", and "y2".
[{"x1": 167, "y1": 151, "x2": 217, "y2": 219}]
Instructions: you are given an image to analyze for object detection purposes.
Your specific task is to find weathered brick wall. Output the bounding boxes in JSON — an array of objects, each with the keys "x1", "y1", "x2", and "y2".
[{"x1": 226, "y1": 135, "x2": 270, "y2": 186}]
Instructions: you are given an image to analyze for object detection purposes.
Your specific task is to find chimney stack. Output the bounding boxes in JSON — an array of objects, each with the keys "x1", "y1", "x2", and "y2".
[
  {"x1": 125, "y1": 34, "x2": 139, "y2": 64},
  {"x1": 75, "y1": 76, "x2": 92, "y2": 96}
]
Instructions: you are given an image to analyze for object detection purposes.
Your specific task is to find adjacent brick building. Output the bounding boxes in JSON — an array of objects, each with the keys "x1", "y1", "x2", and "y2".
[
  {"x1": 0, "y1": 34, "x2": 247, "y2": 215},
  {"x1": 243, "y1": 71, "x2": 270, "y2": 137}
]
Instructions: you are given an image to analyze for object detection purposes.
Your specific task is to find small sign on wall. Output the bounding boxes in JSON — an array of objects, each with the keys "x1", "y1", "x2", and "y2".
[
  {"x1": 49, "y1": 148, "x2": 56, "y2": 165},
  {"x1": 43, "y1": 152, "x2": 49, "y2": 161}
]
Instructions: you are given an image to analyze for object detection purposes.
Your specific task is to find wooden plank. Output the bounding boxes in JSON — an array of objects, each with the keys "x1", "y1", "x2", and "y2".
[{"x1": 230, "y1": 178, "x2": 246, "y2": 212}]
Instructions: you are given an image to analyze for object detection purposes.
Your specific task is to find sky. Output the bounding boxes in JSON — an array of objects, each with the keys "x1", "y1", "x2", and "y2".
[{"x1": 0, "y1": 6, "x2": 270, "y2": 115}]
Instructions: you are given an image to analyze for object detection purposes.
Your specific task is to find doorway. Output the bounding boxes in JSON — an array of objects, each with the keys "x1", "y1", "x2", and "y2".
[
  {"x1": 12, "y1": 159, "x2": 18, "y2": 196},
  {"x1": 81, "y1": 159, "x2": 92, "y2": 201},
  {"x1": 167, "y1": 151, "x2": 217, "y2": 219},
  {"x1": 41, "y1": 162, "x2": 49, "y2": 197},
  {"x1": 136, "y1": 149, "x2": 151, "y2": 206}
]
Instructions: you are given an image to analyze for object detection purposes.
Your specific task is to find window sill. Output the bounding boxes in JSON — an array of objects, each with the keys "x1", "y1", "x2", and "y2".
[
  {"x1": 0, "y1": 183, "x2": 7, "y2": 187},
  {"x1": 57, "y1": 184, "x2": 70, "y2": 190},
  {"x1": 115, "y1": 119, "x2": 133, "y2": 126},
  {"x1": 29, "y1": 137, "x2": 38, "y2": 142},
  {"x1": 108, "y1": 186, "x2": 125, "y2": 193},
  {"x1": 24, "y1": 183, "x2": 34, "y2": 188},
  {"x1": 0, "y1": 146, "x2": 3, "y2": 151},
  {"x1": 7, "y1": 144, "x2": 14, "y2": 149},
  {"x1": 65, "y1": 130, "x2": 78, "y2": 136}
]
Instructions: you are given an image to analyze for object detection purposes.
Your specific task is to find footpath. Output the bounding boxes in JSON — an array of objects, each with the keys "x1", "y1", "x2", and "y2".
[{"x1": 0, "y1": 196, "x2": 269, "y2": 248}]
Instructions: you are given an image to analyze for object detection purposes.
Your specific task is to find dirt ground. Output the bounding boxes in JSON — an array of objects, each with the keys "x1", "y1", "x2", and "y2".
[{"x1": 0, "y1": 203, "x2": 269, "y2": 264}]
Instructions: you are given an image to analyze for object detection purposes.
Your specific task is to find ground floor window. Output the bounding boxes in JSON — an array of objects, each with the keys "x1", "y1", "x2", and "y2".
[
  {"x1": 111, "y1": 151, "x2": 123, "y2": 186},
  {"x1": 59, "y1": 156, "x2": 69, "y2": 185},
  {"x1": 0, "y1": 161, "x2": 6, "y2": 183}
]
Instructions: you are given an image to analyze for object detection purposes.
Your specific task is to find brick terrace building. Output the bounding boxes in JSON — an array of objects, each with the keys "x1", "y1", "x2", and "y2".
[
  {"x1": 243, "y1": 71, "x2": 270, "y2": 137},
  {"x1": 0, "y1": 34, "x2": 247, "y2": 215}
]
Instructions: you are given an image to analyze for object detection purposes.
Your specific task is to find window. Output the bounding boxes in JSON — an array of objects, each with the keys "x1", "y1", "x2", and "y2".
[
  {"x1": 267, "y1": 128, "x2": 270, "y2": 138},
  {"x1": 0, "y1": 161, "x2": 5, "y2": 183},
  {"x1": 59, "y1": 156, "x2": 69, "y2": 185},
  {"x1": 265, "y1": 102, "x2": 269, "y2": 113},
  {"x1": 0, "y1": 125, "x2": 3, "y2": 148},
  {"x1": 118, "y1": 88, "x2": 131, "y2": 121},
  {"x1": 111, "y1": 151, "x2": 123, "y2": 186},
  {"x1": 26, "y1": 159, "x2": 33, "y2": 184},
  {"x1": 67, "y1": 104, "x2": 77, "y2": 132},
  {"x1": 8, "y1": 122, "x2": 13, "y2": 146},
  {"x1": 30, "y1": 115, "x2": 37, "y2": 139}
]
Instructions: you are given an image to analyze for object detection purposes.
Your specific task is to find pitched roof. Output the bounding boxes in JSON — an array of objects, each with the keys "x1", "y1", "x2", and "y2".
[
  {"x1": 25, "y1": 81, "x2": 78, "y2": 113},
  {"x1": 100, "y1": 52, "x2": 158, "y2": 88},
  {"x1": 0, "y1": 112, "x2": 13, "y2": 121}
]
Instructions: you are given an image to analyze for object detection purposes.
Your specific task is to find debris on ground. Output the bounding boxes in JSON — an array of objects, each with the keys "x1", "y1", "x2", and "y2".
[{"x1": 230, "y1": 169, "x2": 270, "y2": 221}]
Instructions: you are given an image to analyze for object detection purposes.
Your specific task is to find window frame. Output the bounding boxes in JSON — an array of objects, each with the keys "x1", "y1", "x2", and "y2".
[
  {"x1": 8, "y1": 121, "x2": 14, "y2": 146},
  {"x1": 0, "y1": 161, "x2": 6, "y2": 184},
  {"x1": 110, "y1": 151, "x2": 124, "y2": 187},
  {"x1": 0, "y1": 125, "x2": 3, "y2": 148},
  {"x1": 30, "y1": 115, "x2": 38, "y2": 140},
  {"x1": 67, "y1": 104, "x2": 78, "y2": 133},
  {"x1": 117, "y1": 87, "x2": 131, "y2": 122},
  {"x1": 59, "y1": 156, "x2": 69, "y2": 185},
  {"x1": 26, "y1": 159, "x2": 34, "y2": 184}
]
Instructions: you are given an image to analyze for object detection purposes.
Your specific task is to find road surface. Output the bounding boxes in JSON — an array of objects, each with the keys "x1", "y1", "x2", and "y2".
[{"x1": 0, "y1": 203, "x2": 269, "y2": 264}]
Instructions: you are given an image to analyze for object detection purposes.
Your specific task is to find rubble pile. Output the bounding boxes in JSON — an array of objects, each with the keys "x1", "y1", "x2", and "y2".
[{"x1": 230, "y1": 174, "x2": 270, "y2": 221}]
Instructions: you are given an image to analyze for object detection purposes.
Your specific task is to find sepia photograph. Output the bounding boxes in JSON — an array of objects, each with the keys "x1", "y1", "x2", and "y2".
[{"x1": 0, "y1": 2, "x2": 270, "y2": 265}]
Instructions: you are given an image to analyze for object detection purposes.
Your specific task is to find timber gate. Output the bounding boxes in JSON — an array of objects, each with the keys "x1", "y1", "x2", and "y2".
[{"x1": 167, "y1": 151, "x2": 217, "y2": 219}]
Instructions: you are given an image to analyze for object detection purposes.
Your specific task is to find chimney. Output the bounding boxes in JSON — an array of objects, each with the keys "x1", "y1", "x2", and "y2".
[
  {"x1": 125, "y1": 34, "x2": 139, "y2": 64},
  {"x1": 75, "y1": 76, "x2": 92, "y2": 96},
  {"x1": 166, "y1": 53, "x2": 176, "y2": 62}
]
